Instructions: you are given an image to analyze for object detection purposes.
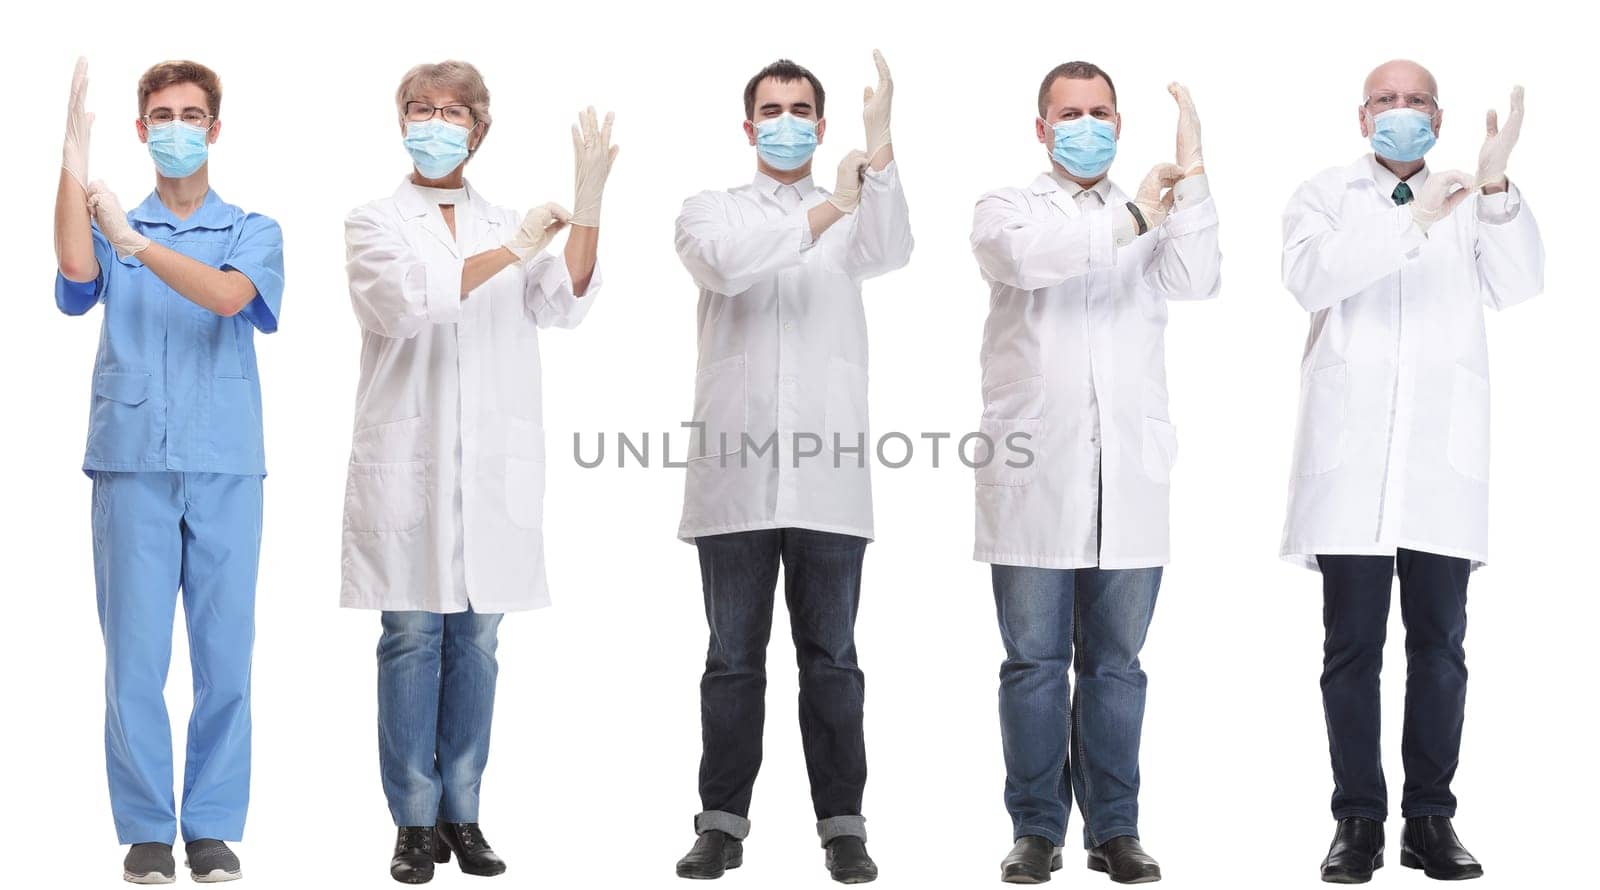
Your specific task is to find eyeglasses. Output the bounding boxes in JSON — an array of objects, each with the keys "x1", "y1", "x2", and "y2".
[
  {"x1": 404, "y1": 101, "x2": 476, "y2": 127},
  {"x1": 142, "y1": 109, "x2": 215, "y2": 127},
  {"x1": 1364, "y1": 91, "x2": 1439, "y2": 114}
]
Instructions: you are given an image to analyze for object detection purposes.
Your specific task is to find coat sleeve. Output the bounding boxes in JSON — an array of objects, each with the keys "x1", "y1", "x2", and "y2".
[
  {"x1": 54, "y1": 224, "x2": 115, "y2": 316},
  {"x1": 971, "y1": 189, "x2": 1117, "y2": 290},
  {"x1": 843, "y1": 160, "x2": 914, "y2": 280},
  {"x1": 1472, "y1": 184, "x2": 1544, "y2": 311},
  {"x1": 223, "y1": 213, "x2": 285, "y2": 333},
  {"x1": 675, "y1": 190, "x2": 808, "y2": 294},
  {"x1": 1142, "y1": 174, "x2": 1221, "y2": 301},
  {"x1": 1281, "y1": 176, "x2": 1426, "y2": 312},
  {"x1": 524, "y1": 250, "x2": 598, "y2": 329},
  {"x1": 345, "y1": 204, "x2": 463, "y2": 339}
]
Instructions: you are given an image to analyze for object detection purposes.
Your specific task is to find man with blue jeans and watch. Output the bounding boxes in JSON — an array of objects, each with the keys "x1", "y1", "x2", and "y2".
[
  {"x1": 969, "y1": 61, "x2": 1219, "y2": 884},
  {"x1": 54, "y1": 57, "x2": 284, "y2": 884}
]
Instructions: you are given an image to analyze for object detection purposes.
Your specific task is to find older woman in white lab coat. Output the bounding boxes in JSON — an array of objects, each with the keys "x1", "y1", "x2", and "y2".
[{"x1": 339, "y1": 60, "x2": 616, "y2": 883}]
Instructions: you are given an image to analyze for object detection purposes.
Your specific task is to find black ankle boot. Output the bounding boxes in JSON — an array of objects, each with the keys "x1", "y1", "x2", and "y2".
[
  {"x1": 434, "y1": 822, "x2": 507, "y2": 877},
  {"x1": 390, "y1": 826, "x2": 435, "y2": 884},
  {"x1": 676, "y1": 830, "x2": 743, "y2": 879},
  {"x1": 1401, "y1": 817, "x2": 1482, "y2": 880},
  {"x1": 1321, "y1": 817, "x2": 1384, "y2": 883}
]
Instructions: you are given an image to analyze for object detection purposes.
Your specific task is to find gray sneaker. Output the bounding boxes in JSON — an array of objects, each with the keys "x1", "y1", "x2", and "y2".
[
  {"x1": 123, "y1": 843, "x2": 175, "y2": 884},
  {"x1": 184, "y1": 840, "x2": 242, "y2": 883}
]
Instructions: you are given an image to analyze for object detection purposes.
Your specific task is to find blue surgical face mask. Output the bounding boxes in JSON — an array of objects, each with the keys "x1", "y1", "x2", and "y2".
[
  {"x1": 1044, "y1": 116, "x2": 1117, "y2": 179},
  {"x1": 1369, "y1": 108, "x2": 1437, "y2": 163},
  {"x1": 404, "y1": 119, "x2": 472, "y2": 179},
  {"x1": 146, "y1": 121, "x2": 210, "y2": 178},
  {"x1": 754, "y1": 113, "x2": 818, "y2": 171}
]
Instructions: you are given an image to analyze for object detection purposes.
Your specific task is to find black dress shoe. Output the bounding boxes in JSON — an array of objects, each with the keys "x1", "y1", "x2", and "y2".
[
  {"x1": 390, "y1": 826, "x2": 435, "y2": 884},
  {"x1": 123, "y1": 842, "x2": 176, "y2": 884},
  {"x1": 1002, "y1": 836, "x2": 1064, "y2": 883},
  {"x1": 824, "y1": 836, "x2": 878, "y2": 884},
  {"x1": 435, "y1": 822, "x2": 507, "y2": 877},
  {"x1": 676, "y1": 830, "x2": 743, "y2": 880},
  {"x1": 1087, "y1": 836, "x2": 1161, "y2": 884},
  {"x1": 1401, "y1": 817, "x2": 1483, "y2": 880},
  {"x1": 1321, "y1": 817, "x2": 1384, "y2": 884}
]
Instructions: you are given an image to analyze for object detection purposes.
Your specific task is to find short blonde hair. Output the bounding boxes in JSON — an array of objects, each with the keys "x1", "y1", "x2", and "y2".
[{"x1": 396, "y1": 60, "x2": 492, "y2": 149}]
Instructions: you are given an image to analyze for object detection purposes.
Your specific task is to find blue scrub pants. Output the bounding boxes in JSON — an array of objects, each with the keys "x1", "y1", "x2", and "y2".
[{"x1": 91, "y1": 471, "x2": 262, "y2": 844}]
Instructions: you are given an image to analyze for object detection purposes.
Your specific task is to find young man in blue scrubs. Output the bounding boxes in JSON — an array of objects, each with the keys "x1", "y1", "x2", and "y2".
[{"x1": 53, "y1": 57, "x2": 284, "y2": 885}]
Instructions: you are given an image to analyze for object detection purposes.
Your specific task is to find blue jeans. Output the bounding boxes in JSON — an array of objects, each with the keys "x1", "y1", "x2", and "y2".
[
  {"x1": 1318, "y1": 550, "x2": 1471, "y2": 821},
  {"x1": 91, "y1": 471, "x2": 262, "y2": 845},
  {"x1": 693, "y1": 528, "x2": 870, "y2": 845},
  {"x1": 992, "y1": 563, "x2": 1161, "y2": 850},
  {"x1": 377, "y1": 609, "x2": 503, "y2": 827}
]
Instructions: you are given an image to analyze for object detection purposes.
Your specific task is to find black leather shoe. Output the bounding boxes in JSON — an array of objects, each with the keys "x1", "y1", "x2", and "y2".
[
  {"x1": 390, "y1": 827, "x2": 435, "y2": 884},
  {"x1": 123, "y1": 842, "x2": 176, "y2": 884},
  {"x1": 435, "y1": 822, "x2": 507, "y2": 877},
  {"x1": 676, "y1": 830, "x2": 743, "y2": 880},
  {"x1": 825, "y1": 836, "x2": 878, "y2": 884},
  {"x1": 1002, "y1": 836, "x2": 1064, "y2": 883},
  {"x1": 1401, "y1": 817, "x2": 1483, "y2": 880},
  {"x1": 1321, "y1": 817, "x2": 1384, "y2": 883},
  {"x1": 1087, "y1": 836, "x2": 1161, "y2": 884}
]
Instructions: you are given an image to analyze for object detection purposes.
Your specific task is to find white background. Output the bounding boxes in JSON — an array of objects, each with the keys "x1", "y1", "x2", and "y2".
[{"x1": 1, "y1": 0, "x2": 1594, "y2": 887}]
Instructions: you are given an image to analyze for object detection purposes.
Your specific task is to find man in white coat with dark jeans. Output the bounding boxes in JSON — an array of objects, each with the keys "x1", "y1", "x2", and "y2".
[
  {"x1": 970, "y1": 62, "x2": 1219, "y2": 885},
  {"x1": 672, "y1": 52, "x2": 912, "y2": 885},
  {"x1": 1280, "y1": 60, "x2": 1543, "y2": 884}
]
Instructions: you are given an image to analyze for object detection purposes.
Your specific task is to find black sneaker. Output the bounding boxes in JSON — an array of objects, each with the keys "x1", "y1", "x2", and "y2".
[
  {"x1": 123, "y1": 843, "x2": 176, "y2": 884},
  {"x1": 184, "y1": 839, "x2": 242, "y2": 883}
]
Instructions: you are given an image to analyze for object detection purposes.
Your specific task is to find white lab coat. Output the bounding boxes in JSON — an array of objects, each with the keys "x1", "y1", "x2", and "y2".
[
  {"x1": 340, "y1": 179, "x2": 597, "y2": 613},
  {"x1": 1280, "y1": 155, "x2": 1543, "y2": 571},
  {"x1": 970, "y1": 172, "x2": 1220, "y2": 569},
  {"x1": 675, "y1": 162, "x2": 913, "y2": 541}
]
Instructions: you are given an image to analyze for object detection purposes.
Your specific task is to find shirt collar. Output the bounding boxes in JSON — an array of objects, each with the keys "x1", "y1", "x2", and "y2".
[
  {"x1": 1350, "y1": 153, "x2": 1429, "y2": 193},
  {"x1": 1046, "y1": 169, "x2": 1114, "y2": 203},
  {"x1": 395, "y1": 176, "x2": 485, "y2": 219},
  {"x1": 752, "y1": 169, "x2": 816, "y2": 199},
  {"x1": 128, "y1": 188, "x2": 231, "y2": 231}
]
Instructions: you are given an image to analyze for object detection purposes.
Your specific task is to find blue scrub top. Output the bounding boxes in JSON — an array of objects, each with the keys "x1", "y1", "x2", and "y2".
[{"x1": 55, "y1": 189, "x2": 284, "y2": 476}]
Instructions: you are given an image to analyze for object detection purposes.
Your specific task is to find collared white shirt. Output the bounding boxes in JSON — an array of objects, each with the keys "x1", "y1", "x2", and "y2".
[
  {"x1": 675, "y1": 162, "x2": 914, "y2": 541},
  {"x1": 340, "y1": 178, "x2": 599, "y2": 613},
  {"x1": 1279, "y1": 155, "x2": 1543, "y2": 570},
  {"x1": 970, "y1": 171, "x2": 1219, "y2": 569}
]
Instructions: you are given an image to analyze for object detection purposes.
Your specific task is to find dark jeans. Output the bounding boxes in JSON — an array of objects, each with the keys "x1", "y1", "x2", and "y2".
[
  {"x1": 992, "y1": 563, "x2": 1162, "y2": 850},
  {"x1": 1318, "y1": 549, "x2": 1470, "y2": 821},
  {"x1": 693, "y1": 528, "x2": 868, "y2": 844}
]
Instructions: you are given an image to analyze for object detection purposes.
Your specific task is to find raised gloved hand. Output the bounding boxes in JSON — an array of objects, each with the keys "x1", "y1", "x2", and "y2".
[
  {"x1": 826, "y1": 149, "x2": 871, "y2": 213},
  {"x1": 570, "y1": 106, "x2": 618, "y2": 227},
  {"x1": 862, "y1": 49, "x2": 893, "y2": 163},
  {"x1": 1133, "y1": 162, "x2": 1185, "y2": 230},
  {"x1": 1474, "y1": 85, "x2": 1523, "y2": 191},
  {"x1": 504, "y1": 202, "x2": 571, "y2": 259},
  {"x1": 1410, "y1": 170, "x2": 1475, "y2": 234},
  {"x1": 86, "y1": 182, "x2": 150, "y2": 258},
  {"x1": 1169, "y1": 82, "x2": 1203, "y2": 176},
  {"x1": 63, "y1": 56, "x2": 93, "y2": 190}
]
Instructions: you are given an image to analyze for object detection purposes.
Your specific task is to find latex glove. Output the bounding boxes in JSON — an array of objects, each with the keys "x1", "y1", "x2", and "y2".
[
  {"x1": 62, "y1": 56, "x2": 93, "y2": 190},
  {"x1": 570, "y1": 106, "x2": 618, "y2": 227},
  {"x1": 1169, "y1": 82, "x2": 1203, "y2": 175},
  {"x1": 504, "y1": 202, "x2": 571, "y2": 259},
  {"x1": 1410, "y1": 170, "x2": 1475, "y2": 234},
  {"x1": 86, "y1": 182, "x2": 150, "y2": 258},
  {"x1": 826, "y1": 149, "x2": 871, "y2": 213},
  {"x1": 1474, "y1": 85, "x2": 1524, "y2": 191},
  {"x1": 1133, "y1": 163, "x2": 1184, "y2": 230},
  {"x1": 862, "y1": 49, "x2": 893, "y2": 163}
]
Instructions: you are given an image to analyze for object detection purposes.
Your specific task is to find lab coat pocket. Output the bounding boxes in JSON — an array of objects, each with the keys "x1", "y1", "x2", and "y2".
[
  {"x1": 1293, "y1": 363, "x2": 1347, "y2": 477},
  {"x1": 352, "y1": 415, "x2": 432, "y2": 463},
  {"x1": 505, "y1": 419, "x2": 547, "y2": 530},
  {"x1": 977, "y1": 375, "x2": 1046, "y2": 487},
  {"x1": 1447, "y1": 365, "x2": 1490, "y2": 483},
  {"x1": 689, "y1": 354, "x2": 748, "y2": 461},
  {"x1": 1142, "y1": 417, "x2": 1179, "y2": 484},
  {"x1": 824, "y1": 357, "x2": 870, "y2": 457},
  {"x1": 344, "y1": 461, "x2": 428, "y2": 533}
]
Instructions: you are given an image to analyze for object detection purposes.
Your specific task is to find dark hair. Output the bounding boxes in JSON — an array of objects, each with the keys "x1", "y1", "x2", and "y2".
[
  {"x1": 744, "y1": 59, "x2": 825, "y2": 120},
  {"x1": 138, "y1": 60, "x2": 222, "y2": 117},
  {"x1": 1037, "y1": 61, "x2": 1116, "y2": 117}
]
